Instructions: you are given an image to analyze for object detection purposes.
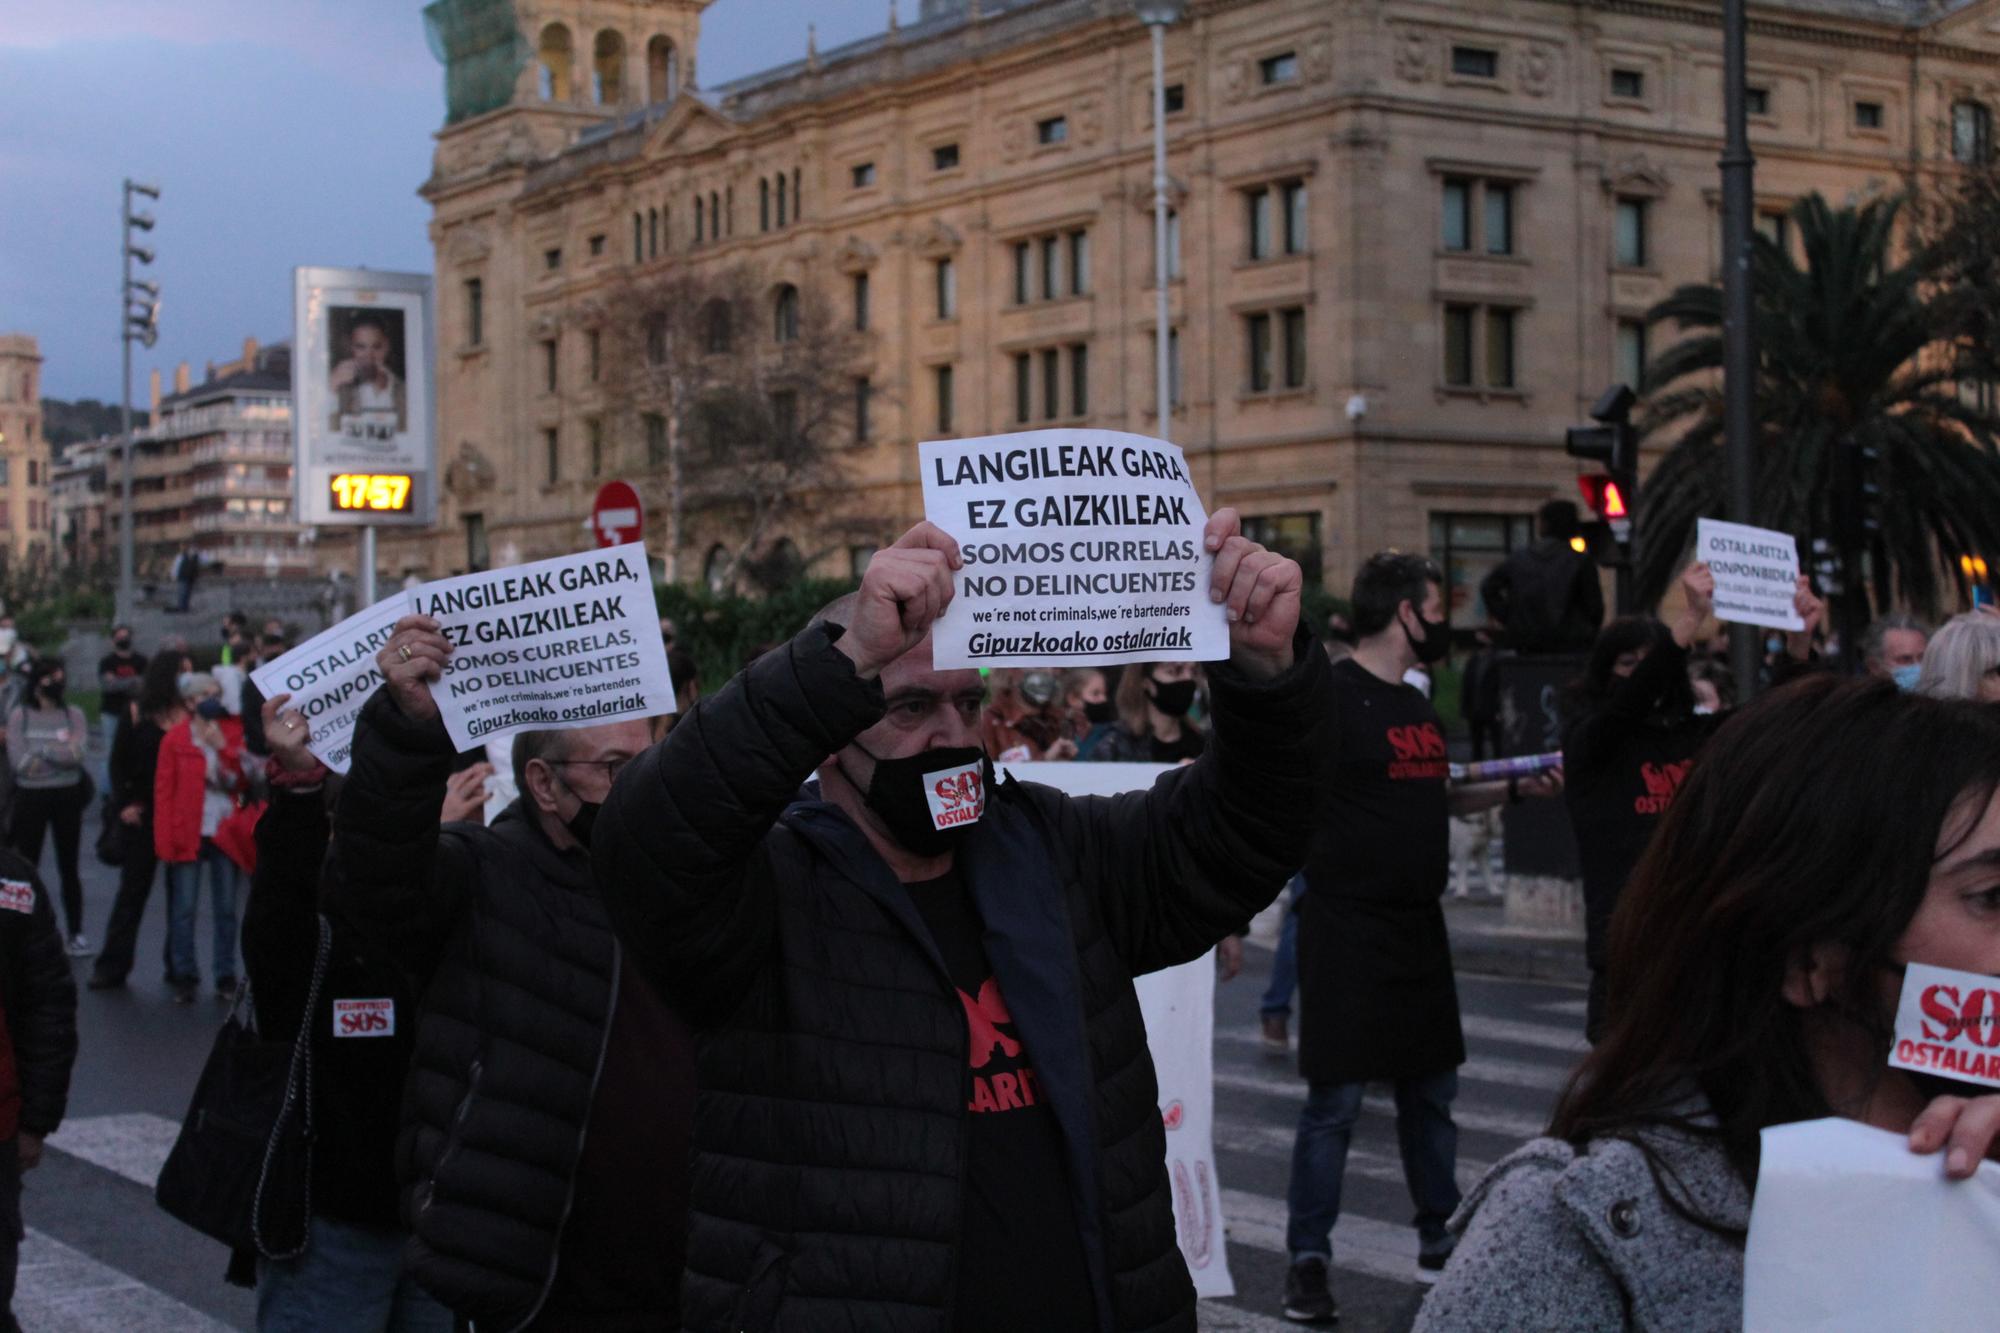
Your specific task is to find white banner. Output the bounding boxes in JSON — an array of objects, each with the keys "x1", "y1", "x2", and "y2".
[
  {"x1": 408, "y1": 543, "x2": 674, "y2": 750},
  {"x1": 249, "y1": 596, "x2": 408, "y2": 774},
  {"x1": 1696, "y1": 518, "x2": 1804, "y2": 632},
  {"x1": 1747, "y1": 1117, "x2": 2000, "y2": 1331},
  {"x1": 921, "y1": 430, "x2": 1229, "y2": 669},
  {"x1": 1001, "y1": 760, "x2": 1235, "y2": 1299}
]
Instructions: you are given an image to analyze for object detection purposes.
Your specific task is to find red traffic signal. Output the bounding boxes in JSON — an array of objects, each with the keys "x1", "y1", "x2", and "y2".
[{"x1": 1577, "y1": 474, "x2": 1628, "y2": 520}]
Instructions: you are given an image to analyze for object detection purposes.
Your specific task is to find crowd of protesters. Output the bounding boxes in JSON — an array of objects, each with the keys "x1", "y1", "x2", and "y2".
[{"x1": 0, "y1": 503, "x2": 1992, "y2": 1333}]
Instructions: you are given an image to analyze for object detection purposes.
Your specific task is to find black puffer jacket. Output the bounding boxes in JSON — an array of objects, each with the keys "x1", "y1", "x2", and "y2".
[
  {"x1": 0, "y1": 848, "x2": 76, "y2": 1137},
  {"x1": 595, "y1": 623, "x2": 1327, "y2": 1333},
  {"x1": 322, "y1": 692, "x2": 619, "y2": 1332}
]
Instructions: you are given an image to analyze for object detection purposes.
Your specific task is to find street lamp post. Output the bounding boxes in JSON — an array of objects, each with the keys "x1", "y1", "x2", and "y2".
[
  {"x1": 1135, "y1": 0, "x2": 1185, "y2": 439},
  {"x1": 119, "y1": 179, "x2": 161, "y2": 625},
  {"x1": 1720, "y1": 0, "x2": 1758, "y2": 700}
]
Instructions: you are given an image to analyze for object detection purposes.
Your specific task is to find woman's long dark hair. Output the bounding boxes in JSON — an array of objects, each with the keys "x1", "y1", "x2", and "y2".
[
  {"x1": 136, "y1": 653, "x2": 187, "y2": 721},
  {"x1": 1567, "y1": 617, "x2": 1696, "y2": 719},
  {"x1": 1552, "y1": 675, "x2": 2000, "y2": 1200}
]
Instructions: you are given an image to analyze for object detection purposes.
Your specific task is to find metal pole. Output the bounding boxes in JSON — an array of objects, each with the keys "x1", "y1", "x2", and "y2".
[
  {"x1": 118, "y1": 184, "x2": 135, "y2": 624},
  {"x1": 360, "y1": 524, "x2": 377, "y2": 608},
  {"x1": 1149, "y1": 20, "x2": 1172, "y2": 439},
  {"x1": 1720, "y1": 0, "x2": 1759, "y2": 701}
]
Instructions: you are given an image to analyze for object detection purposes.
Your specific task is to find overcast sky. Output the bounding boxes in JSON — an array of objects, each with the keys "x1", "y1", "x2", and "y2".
[{"x1": 1, "y1": 1, "x2": 921, "y2": 400}]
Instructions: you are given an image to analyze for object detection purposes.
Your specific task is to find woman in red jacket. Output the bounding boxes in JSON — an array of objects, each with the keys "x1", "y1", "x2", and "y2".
[{"x1": 153, "y1": 674, "x2": 244, "y2": 1005}]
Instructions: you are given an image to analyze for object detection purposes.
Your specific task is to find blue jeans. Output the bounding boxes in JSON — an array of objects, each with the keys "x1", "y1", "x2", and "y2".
[
  {"x1": 165, "y1": 839, "x2": 239, "y2": 987},
  {"x1": 1286, "y1": 1070, "x2": 1462, "y2": 1259},
  {"x1": 1260, "y1": 881, "x2": 1303, "y2": 1018},
  {"x1": 257, "y1": 1214, "x2": 452, "y2": 1333},
  {"x1": 98, "y1": 712, "x2": 121, "y2": 794}
]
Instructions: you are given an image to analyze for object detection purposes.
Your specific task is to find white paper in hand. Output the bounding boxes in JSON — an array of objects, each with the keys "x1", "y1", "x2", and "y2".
[
  {"x1": 249, "y1": 595, "x2": 411, "y2": 774},
  {"x1": 408, "y1": 543, "x2": 674, "y2": 751},
  {"x1": 1695, "y1": 518, "x2": 1804, "y2": 632},
  {"x1": 920, "y1": 429, "x2": 1229, "y2": 669},
  {"x1": 1745, "y1": 1117, "x2": 2000, "y2": 1332}
]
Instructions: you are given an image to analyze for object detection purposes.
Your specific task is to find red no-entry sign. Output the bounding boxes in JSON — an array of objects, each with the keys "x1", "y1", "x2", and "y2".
[{"x1": 592, "y1": 481, "x2": 643, "y2": 548}]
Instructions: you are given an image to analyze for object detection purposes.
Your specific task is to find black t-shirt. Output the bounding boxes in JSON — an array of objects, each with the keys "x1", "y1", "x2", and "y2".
[
  {"x1": 98, "y1": 651, "x2": 146, "y2": 701},
  {"x1": 1148, "y1": 726, "x2": 1206, "y2": 765},
  {"x1": 1306, "y1": 657, "x2": 1450, "y2": 905},
  {"x1": 905, "y1": 868, "x2": 1095, "y2": 1333}
]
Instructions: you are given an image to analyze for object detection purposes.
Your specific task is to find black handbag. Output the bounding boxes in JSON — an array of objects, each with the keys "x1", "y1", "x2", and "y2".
[
  {"x1": 154, "y1": 915, "x2": 331, "y2": 1259},
  {"x1": 94, "y1": 800, "x2": 126, "y2": 869}
]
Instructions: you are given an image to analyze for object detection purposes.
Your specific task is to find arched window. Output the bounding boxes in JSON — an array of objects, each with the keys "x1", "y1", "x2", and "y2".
[
  {"x1": 537, "y1": 24, "x2": 573, "y2": 101},
  {"x1": 773, "y1": 285, "x2": 800, "y2": 343},
  {"x1": 704, "y1": 545, "x2": 732, "y2": 595},
  {"x1": 695, "y1": 194, "x2": 705, "y2": 243},
  {"x1": 713, "y1": 190, "x2": 723, "y2": 235},
  {"x1": 1955, "y1": 100, "x2": 1993, "y2": 165},
  {"x1": 647, "y1": 207, "x2": 658, "y2": 258},
  {"x1": 593, "y1": 30, "x2": 625, "y2": 105},
  {"x1": 702, "y1": 299, "x2": 733, "y2": 353},
  {"x1": 759, "y1": 178, "x2": 771, "y2": 232},
  {"x1": 776, "y1": 172, "x2": 789, "y2": 227},
  {"x1": 647, "y1": 37, "x2": 679, "y2": 104}
]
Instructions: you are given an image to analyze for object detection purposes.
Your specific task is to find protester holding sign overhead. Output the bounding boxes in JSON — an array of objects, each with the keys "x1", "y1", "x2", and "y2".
[
  {"x1": 594, "y1": 509, "x2": 1324, "y2": 1333},
  {"x1": 1562, "y1": 563, "x2": 1824, "y2": 1041},
  {"x1": 1419, "y1": 677, "x2": 2000, "y2": 1331},
  {"x1": 1284, "y1": 551, "x2": 1562, "y2": 1324},
  {"x1": 320, "y1": 617, "x2": 694, "y2": 1331}
]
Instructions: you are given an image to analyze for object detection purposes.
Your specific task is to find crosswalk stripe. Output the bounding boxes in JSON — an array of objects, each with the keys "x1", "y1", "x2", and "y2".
[
  {"x1": 1217, "y1": 1014, "x2": 1587, "y2": 1062},
  {"x1": 48, "y1": 1111, "x2": 179, "y2": 1191},
  {"x1": 1222, "y1": 1187, "x2": 1426, "y2": 1287},
  {"x1": 1211, "y1": 1069, "x2": 1550, "y2": 1144},
  {"x1": 1214, "y1": 1120, "x2": 1495, "y2": 1188},
  {"x1": 1214, "y1": 1051, "x2": 1569, "y2": 1100},
  {"x1": 16, "y1": 1227, "x2": 236, "y2": 1332},
  {"x1": 1196, "y1": 1299, "x2": 1300, "y2": 1332}
]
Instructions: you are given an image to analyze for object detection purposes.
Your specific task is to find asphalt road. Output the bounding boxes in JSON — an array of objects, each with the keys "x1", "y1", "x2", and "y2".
[{"x1": 23, "y1": 842, "x2": 1585, "y2": 1332}]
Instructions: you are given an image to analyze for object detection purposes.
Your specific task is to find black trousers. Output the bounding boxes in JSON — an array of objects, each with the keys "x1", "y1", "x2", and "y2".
[
  {"x1": 10, "y1": 785, "x2": 85, "y2": 938},
  {"x1": 93, "y1": 831, "x2": 161, "y2": 984},
  {"x1": 0, "y1": 1137, "x2": 21, "y2": 1332}
]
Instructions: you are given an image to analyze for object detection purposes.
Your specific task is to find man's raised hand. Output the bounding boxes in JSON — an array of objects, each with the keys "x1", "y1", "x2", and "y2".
[
  {"x1": 1206, "y1": 507, "x2": 1301, "y2": 679},
  {"x1": 261, "y1": 692, "x2": 321, "y2": 775},
  {"x1": 834, "y1": 521, "x2": 961, "y2": 680},
  {"x1": 378, "y1": 615, "x2": 452, "y2": 722}
]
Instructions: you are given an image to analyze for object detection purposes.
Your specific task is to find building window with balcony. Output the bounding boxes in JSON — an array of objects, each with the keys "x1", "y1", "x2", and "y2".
[
  {"x1": 544, "y1": 427, "x2": 559, "y2": 484},
  {"x1": 936, "y1": 364, "x2": 955, "y2": 434},
  {"x1": 854, "y1": 377, "x2": 872, "y2": 444},
  {"x1": 1614, "y1": 197, "x2": 1650, "y2": 268},
  {"x1": 935, "y1": 258, "x2": 957, "y2": 320},
  {"x1": 464, "y1": 278, "x2": 484, "y2": 347},
  {"x1": 776, "y1": 173, "x2": 789, "y2": 228},
  {"x1": 695, "y1": 195, "x2": 706, "y2": 244},
  {"x1": 1068, "y1": 230, "x2": 1091, "y2": 296},
  {"x1": 1070, "y1": 344, "x2": 1089, "y2": 416},
  {"x1": 1014, "y1": 344, "x2": 1090, "y2": 422},
  {"x1": 774, "y1": 284, "x2": 800, "y2": 343},
  {"x1": 633, "y1": 213, "x2": 643, "y2": 261},
  {"x1": 759, "y1": 179, "x2": 770, "y2": 232},
  {"x1": 1443, "y1": 303, "x2": 1518, "y2": 390},
  {"x1": 588, "y1": 329, "x2": 601, "y2": 383},
  {"x1": 853, "y1": 272, "x2": 870, "y2": 331},
  {"x1": 1246, "y1": 308, "x2": 1308, "y2": 393},
  {"x1": 1041, "y1": 347, "x2": 1061, "y2": 420},
  {"x1": 1014, "y1": 353, "x2": 1033, "y2": 425},
  {"x1": 541, "y1": 338, "x2": 558, "y2": 393},
  {"x1": 1159, "y1": 208, "x2": 1183, "y2": 280}
]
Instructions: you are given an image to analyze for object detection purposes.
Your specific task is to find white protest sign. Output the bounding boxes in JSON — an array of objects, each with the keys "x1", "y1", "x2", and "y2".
[
  {"x1": 408, "y1": 542, "x2": 674, "y2": 751},
  {"x1": 921, "y1": 429, "x2": 1229, "y2": 669},
  {"x1": 1746, "y1": 1117, "x2": 2000, "y2": 1332},
  {"x1": 1695, "y1": 518, "x2": 1804, "y2": 632},
  {"x1": 1001, "y1": 759, "x2": 1235, "y2": 1300},
  {"x1": 250, "y1": 596, "x2": 411, "y2": 774},
  {"x1": 1889, "y1": 961, "x2": 2000, "y2": 1090}
]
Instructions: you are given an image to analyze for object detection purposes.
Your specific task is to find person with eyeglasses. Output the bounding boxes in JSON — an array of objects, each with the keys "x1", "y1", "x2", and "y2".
[{"x1": 321, "y1": 623, "x2": 695, "y2": 1332}]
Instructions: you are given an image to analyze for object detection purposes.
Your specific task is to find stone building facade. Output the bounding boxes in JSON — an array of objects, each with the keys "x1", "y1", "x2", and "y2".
[
  {"x1": 408, "y1": 0, "x2": 2000, "y2": 626},
  {"x1": 0, "y1": 335, "x2": 53, "y2": 570}
]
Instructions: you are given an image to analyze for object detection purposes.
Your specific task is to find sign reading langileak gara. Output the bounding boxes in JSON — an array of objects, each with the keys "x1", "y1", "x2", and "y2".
[
  {"x1": 920, "y1": 430, "x2": 1229, "y2": 669},
  {"x1": 411, "y1": 543, "x2": 675, "y2": 751}
]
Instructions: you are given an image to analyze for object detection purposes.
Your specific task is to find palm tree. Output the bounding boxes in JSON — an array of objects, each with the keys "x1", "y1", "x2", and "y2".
[{"x1": 1635, "y1": 193, "x2": 2000, "y2": 620}]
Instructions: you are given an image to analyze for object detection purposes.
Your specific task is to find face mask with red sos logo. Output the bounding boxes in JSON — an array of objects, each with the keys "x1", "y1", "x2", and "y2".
[
  {"x1": 1888, "y1": 961, "x2": 2000, "y2": 1100},
  {"x1": 849, "y1": 743, "x2": 989, "y2": 856}
]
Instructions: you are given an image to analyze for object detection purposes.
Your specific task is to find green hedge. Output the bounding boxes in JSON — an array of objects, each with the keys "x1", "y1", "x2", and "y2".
[{"x1": 655, "y1": 579, "x2": 858, "y2": 693}]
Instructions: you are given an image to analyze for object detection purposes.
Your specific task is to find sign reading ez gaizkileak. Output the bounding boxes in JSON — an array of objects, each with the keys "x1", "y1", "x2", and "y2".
[
  {"x1": 920, "y1": 429, "x2": 1229, "y2": 669},
  {"x1": 411, "y1": 543, "x2": 675, "y2": 750}
]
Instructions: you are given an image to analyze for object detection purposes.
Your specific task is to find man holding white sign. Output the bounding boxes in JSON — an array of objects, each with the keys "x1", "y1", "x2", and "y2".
[
  {"x1": 321, "y1": 608, "x2": 694, "y2": 1331},
  {"x1": 595, "y1": 509, "x2": 1322, "y2": 1332}
]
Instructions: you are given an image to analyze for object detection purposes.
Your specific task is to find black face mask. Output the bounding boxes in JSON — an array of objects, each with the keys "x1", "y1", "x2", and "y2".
[
  {"x1": 38, "y1": 681, "x2": 64, "y2": 706},
  {"x1": 1083, "y1": 699, "x2": 1118, "y2": 726},
  {"x1": 564, "y1": 798, "x2": 601, "y2": 849},
  {"x1": 844, "y1": 742, "x2": 987, "y2": 857},
  {"x1": 1403, "y1": 609, "x2": 1452, "y2": 665},
  {"x1": 113, "y1": 639, "x2": 133, "y2": 653},
  {"x1": 1149, "y1": 679, "x2": 1198, "y2": 718}
]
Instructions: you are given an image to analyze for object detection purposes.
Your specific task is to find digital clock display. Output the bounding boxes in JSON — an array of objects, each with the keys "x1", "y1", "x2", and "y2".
[{"x1": 329, "y1": 473, "x2": 414, "y2": 512}]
